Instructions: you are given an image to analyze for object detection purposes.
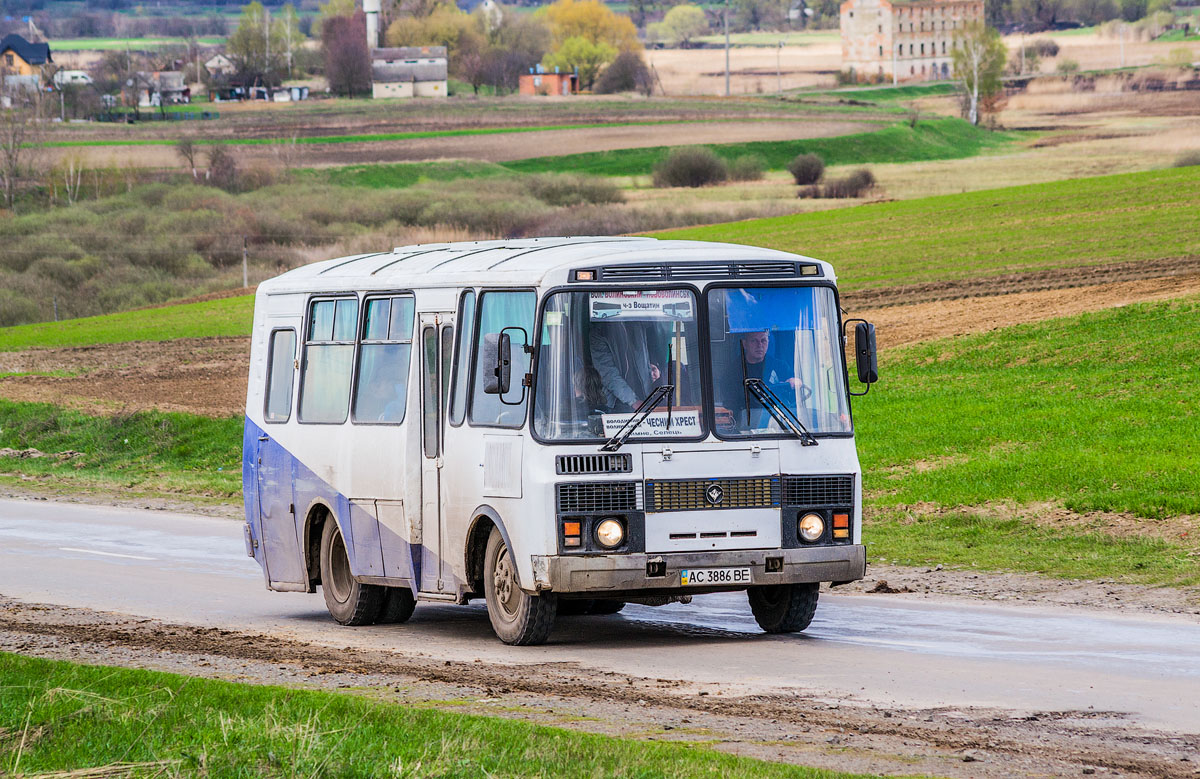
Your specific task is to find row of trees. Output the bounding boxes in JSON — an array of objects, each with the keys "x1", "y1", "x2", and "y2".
[{"x1": 987, "y1": 0, "x2": 1175, "y2": 30}]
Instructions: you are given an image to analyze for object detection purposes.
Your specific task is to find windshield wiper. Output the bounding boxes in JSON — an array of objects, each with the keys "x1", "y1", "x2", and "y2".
[
  {"x1": 744, "y1": 378, "x2": 818, "y2": 446},
  {"x1": 600, "y1": 384, "x2": 675, "y2": 452}
]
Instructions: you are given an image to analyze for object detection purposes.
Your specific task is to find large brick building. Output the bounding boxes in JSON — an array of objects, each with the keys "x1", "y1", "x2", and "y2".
[{"x1": 840, "y1": 0, "x2": 983, "y2": 83}]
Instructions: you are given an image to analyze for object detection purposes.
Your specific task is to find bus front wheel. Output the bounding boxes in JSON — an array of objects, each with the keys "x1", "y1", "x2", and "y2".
[
  {"x1": 483, "y1": 527, "x2": 557, "y2": 645},
  {"x1": 319, "y1": 519, "x2": 385, "y2": 626},
  {"x1": 747, "y1": 583, "x2": 819, "y2": 634}
]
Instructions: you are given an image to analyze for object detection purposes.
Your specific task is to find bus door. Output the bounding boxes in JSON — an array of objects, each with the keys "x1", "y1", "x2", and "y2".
[
  {"x1": 418, "y1": 313, "x2": 455, "y2": 592},
  {"x1": 256, "y1": 327, "x2": 305, "y2": 588}
]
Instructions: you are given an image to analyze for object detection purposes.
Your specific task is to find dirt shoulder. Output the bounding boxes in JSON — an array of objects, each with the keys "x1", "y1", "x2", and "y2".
[{"x1": 1, "y1": 596, "x2": 1195, "y2": 779}]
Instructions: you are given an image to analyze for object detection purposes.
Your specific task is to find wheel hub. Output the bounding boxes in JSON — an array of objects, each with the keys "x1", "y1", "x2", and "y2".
[{"x1": 493, "y1": 548, "x2": 517, "y2": 615}]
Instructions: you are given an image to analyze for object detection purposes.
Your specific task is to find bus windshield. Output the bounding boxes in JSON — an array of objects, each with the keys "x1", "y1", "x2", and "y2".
[
  {"x1": 534, "y1": 289, "x2": 706, "y2": 442},
  {"x1": 708, "y1": 285, "x2": 851, "y2": 437}
]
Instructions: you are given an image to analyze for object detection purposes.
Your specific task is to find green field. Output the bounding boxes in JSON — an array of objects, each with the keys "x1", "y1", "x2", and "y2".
[
  {"x1": 301, "y1": 159, "x2": 513, "y2": 189},
  {"x1": 811, "y1": 83, "x2": 958, "y2": 101},
  {"x1": 503, "y1": 118, "x2": 1013, "y2": 177},
  {"x1": 0, "y1": 400, "x2": 241, "y2": 499},
  {"x1": 0, "y1": 653, "x2": 864, "y2": 779},
  {"x1": 693, "y1": 30, "x2": 840, "y2": 46},
  {"x1": 0, "y1": 295, "x2": 253, "y2": 351},
  {"x1": 858, "y1": 296, "x2": 1200, "y2": 586},
  {"x1": 657, "y1": 167, "x2": 1200, "y2": 291},
  {"x1": 50, "y1": 36, "x2": 225, "y2": 50}
]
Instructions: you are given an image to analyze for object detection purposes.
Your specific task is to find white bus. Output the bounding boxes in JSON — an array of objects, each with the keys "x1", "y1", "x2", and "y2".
[{"x1": 242, "y1": 237, "x2": 878, "y2": 645}]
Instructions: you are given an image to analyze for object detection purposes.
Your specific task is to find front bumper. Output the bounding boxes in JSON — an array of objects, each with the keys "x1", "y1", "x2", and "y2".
[{"x1": 531, "y1": 545, "x2": 866, "y2": 594}]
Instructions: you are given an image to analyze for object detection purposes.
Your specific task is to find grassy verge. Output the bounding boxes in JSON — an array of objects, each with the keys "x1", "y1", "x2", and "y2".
[
  {"x1": 298, "y1": 159, "x2": 513, "y2": 189},
  {"x1": 0, "y1": 296, "x2": 253, "y2": 351},
  {"x1": 0, "y1": 401, "x2": 241, "y2": 499},
  {"x1": 503, "y1": 117, "x2": 1011, "y2": 177},
  {"x1": 50, "y1": 36, "x2": 225, "y2": 50},
  {"x1": 811, "y1": 83, "x2": 958, "y2": 101},
  {"x1": 857, "y1": 297, "x2": 1200, "y2": 585},
  {"x1": 0, "y1": 653, "x2": 864, "y2": 778},
  {"x1": 656, "y1": 166, "x2": 1200, "y2": 291}
]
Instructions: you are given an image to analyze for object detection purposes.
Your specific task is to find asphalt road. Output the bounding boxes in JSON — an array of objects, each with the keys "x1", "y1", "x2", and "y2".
[{"x1": 2, "y1": 498, "x2": 1197, "y2": 733}]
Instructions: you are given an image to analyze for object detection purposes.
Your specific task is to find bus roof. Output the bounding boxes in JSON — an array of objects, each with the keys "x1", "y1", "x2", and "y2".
[{"x1": 258, "y1": 237, "x2": 836, "y2": 294}]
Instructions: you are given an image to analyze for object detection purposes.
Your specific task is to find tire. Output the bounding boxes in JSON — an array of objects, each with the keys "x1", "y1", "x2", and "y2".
[
  {"x1": 588, "y1": 599, "x2": 626, "y2": 615},
  {"x1": 320, "y1": 519, "x2": 385, "y2": 626},
  {"x1": 483, "y1": 527, "x2": 557, "y2": 645},
  {"x1": 747, "y1": 583, "x2": 819, "y2": 634},
  {"x1": 377, "y1": 586, "x2": 417, "y2": 624}
]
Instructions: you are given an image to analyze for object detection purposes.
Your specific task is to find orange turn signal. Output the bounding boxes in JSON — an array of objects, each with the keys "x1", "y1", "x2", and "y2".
[
  {"x1": 833, "y1": 529, "x2": 850, "y2": 539},
  {"x1": 563, "y1": 521, "x2": 581, "y2": 536},
  {"x1": 833, "y1": 514, "x2": 849, "y2": 529}
]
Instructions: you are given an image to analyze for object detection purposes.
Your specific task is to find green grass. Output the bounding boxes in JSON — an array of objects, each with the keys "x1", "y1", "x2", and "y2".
[
  {"x1": 0, "y1": 295, "x2": 253, "y2": 352},
  {"x1": 299, "y1": 159, "x2": 513, "y2": 189},
  {"x1": 502, "y1": 118, "x2": 1012, "y2": 178},
  {"x1": 0, "y1": 400, "x2": 241, "y2": 498},
  {"x1": 813, "y1": 83, "x2": 957, "y2": 101},
  {"x1": 693, "y1": 30, "x2": 840, "y2": 46},
  {"x1": 866, "y1": 513, "x2": 1198, "y2": 585},
  {"x1": 49, "y1": 36, "x2": 225, "y2": 50},
  {"x1": 853, "y1": 297, "x2": 1200, "y2": 584},
  {"x1": 0, "y1": 653, "x2": 867, "y2": 778},
  {"x1": 656, "y1": 167, "x2": 1200, "y2": 291},
  {"x1": 1154, "y1": 28, "x2": 1200, "y2": 42}
]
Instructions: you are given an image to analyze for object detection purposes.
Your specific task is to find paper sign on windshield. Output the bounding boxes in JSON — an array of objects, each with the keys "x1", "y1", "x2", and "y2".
[
  {"x1": 601, "y1": 409, "x2": 702, "y2": 438},
  {"x1": 589, "y1": 290, "x2": 694, "y2": 322}
]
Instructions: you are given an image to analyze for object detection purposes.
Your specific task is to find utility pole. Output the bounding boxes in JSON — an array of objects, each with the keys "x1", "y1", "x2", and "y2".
[
  {"x1": 242, "y1": 237, "x2": 249, "y2": 288},
  {"x1": 724, "y1": 0, "x2": 731, "y2": 97},
  {"x1": 777, "y1": 40, "x2": 783, "y2": 95},
  {"x1": 1119, "y1": 23, "x2": 1125, "y2": 68},
  {"x1": 1020, "y1": 30, "x2": 1025, "y2": 74}
]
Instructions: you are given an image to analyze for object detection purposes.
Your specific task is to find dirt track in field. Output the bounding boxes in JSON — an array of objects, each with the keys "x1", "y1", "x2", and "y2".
[
  {"x1": 1, "y1": 595, "x2": 1197, "y2": 779},
  {"x1": 1, "y1": 262, "x2": 1197, "y2": 417}
]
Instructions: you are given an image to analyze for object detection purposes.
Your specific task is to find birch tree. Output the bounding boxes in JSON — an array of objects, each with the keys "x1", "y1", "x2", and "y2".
[{"x1": 951, "y1": 22, "x2": 1007, "y2": 126}]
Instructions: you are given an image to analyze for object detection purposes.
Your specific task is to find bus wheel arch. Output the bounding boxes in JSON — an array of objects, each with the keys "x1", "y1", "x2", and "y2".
[
  {"x1": 302, "y1": 499, "x2": 337, "y2": 594},
  {"x1": 466, "y1": 506, "x2": 514, "y2": 597}
]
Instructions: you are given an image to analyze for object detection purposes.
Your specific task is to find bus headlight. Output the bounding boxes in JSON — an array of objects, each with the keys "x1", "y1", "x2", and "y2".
[
  {"x1": 798, "y1": 513, "x2": 825, "y2": 543},
  {"x1": 596, "y1": 518, "x2": 625, "y2": 549}
]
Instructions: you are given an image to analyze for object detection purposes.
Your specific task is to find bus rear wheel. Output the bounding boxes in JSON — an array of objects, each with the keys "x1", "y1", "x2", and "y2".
[
  {"x1": 320, "y1": 519, "x2": 385, "y2": 626},
  {"x1": 377, "y1": 587, "x2": 416, "y2": 624},
  {"x1": 483, "y1": 527, "x2": 557, "y2": 645},
  {"x1": 747, "y1": 583, "x2": 819, "y2": 634}
]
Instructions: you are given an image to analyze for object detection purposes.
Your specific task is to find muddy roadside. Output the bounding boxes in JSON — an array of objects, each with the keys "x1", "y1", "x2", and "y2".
[{"x1": 1, "y1": 597, "x2": 1196, "y2": 779}]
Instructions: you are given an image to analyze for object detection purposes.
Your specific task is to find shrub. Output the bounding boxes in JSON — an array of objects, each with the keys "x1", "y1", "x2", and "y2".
[
  {"x1": 727, "y1": 154, "x2": 766, "y2": 182},
  {"x1": 594, "y1": 50, "x2": 653, "y2": 96},
  {"x1": 1058, "y1": 58, "x2": 1081, "y2": 76},
  {"x1": 652, "y1": 147, "x2": 728, "y2": 188},
  {"x1": 798, "y1": 168, "x2": 876, "y2": 199},
  {"x1": 1025, "y1": 38, "x2": 1060, "y2": 58},
  {"x1": 1174, "y1": 151, "x2": 1200, "y2": 167},
  {"x1": 206, "y1": 145, "x2": 240, "y2": 192},
  {"x1": 523, "y1": 174, "x2": 624, "y2": 207},
  {"x1": 787, "y1": 153, "x2": 824, "y2": 185}
]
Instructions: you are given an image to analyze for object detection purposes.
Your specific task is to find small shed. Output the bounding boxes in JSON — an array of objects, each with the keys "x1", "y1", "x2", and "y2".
[
  {"x1": 519, "y1": 68, "x2": 578, "y2": 97},
  {"x1": 371, "y1": 46, "x2": 448, "y2": 99}
]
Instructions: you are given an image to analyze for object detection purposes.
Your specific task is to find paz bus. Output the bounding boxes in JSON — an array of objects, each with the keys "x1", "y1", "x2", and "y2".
[{"x1": 242, "y1": 237, "x2": 878, "y2": 645}]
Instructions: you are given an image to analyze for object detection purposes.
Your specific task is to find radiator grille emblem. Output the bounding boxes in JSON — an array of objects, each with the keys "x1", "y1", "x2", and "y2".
[{"x1": 705, "y1": 484, "x2": 724, "y2": 505}]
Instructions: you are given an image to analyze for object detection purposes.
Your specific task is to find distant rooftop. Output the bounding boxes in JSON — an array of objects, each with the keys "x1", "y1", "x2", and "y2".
[{"x1": 0, "y1": 33, "x2": 51, "y2": 66}]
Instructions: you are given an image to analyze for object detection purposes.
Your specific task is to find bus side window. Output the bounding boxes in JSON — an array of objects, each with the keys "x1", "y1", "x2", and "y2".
[
  {"x1": 470, "y1": 290, "x2": 535, "y2": 428},
  {"x1": 264, "y1": 329, "x2": 296, "y2": 423},
  {"x1": 299, "y1": 297, "x2": 358, "y2": 424},
  {"x1": 353, "y1": 295, "x2": 414, "y2": 424},
  {"x1": 449, "y1": 290, "x2": 475, "y2": 426}
]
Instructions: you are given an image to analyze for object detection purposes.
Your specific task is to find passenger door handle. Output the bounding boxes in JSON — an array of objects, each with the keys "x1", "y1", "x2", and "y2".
[{"x1": 258, "y1": 435, "x2": 269, "y2": 441}]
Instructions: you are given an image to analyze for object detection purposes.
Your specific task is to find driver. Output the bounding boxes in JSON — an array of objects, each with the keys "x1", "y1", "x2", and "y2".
[{"x1": 719, "y1": 330, "x2": 806, "y2": 429}]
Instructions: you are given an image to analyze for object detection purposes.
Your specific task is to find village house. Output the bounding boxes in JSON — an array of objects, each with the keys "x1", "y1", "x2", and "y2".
[
  {"x1": 204, "y1": 53, "x2": 236, "y2": 79},
  {"x1": 371, "y1": 46, "x2": 448, "y2": 99},
  {"x1": 518, "y1": 65, "x2": 578, "y2": 96},
  {"x1": 136, "y1": 71, "x2": 190, "y2": 107},
  {"x1": 0, "y1": 33, "x2": 51, "y2": 95},
  {"x1": 840, "y1": 0, "x2": 983, "y2": 83}
]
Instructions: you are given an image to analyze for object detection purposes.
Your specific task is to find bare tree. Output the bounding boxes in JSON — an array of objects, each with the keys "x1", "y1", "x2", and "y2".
[
  {"x1": 177, "y1": 137, "x2": 200, "y2": 178},
  {"x1": 951, "y1": 22, "x2": 1007, "y2": 126},
  {"x1": 0, "y1": 88, "x2": 46, "y2": 211}
]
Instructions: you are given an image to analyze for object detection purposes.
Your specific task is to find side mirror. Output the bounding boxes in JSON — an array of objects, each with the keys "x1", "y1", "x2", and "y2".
[
  {"x1": 855, "y1": 322, "x2": 878, "y2": 385},
  {"x1": 482, "y1": 332, "x2": 511, "y2": 395}
]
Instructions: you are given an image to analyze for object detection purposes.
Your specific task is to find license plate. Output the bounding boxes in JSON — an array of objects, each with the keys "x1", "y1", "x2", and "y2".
[{"x1": 680, "y1": 567, "x2": 751, "y2": 586}]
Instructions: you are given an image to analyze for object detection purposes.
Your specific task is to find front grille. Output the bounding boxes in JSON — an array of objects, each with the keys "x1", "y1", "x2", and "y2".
[
  {"x1": 556, "y1": 482, "x2": 639, "y2": 513},
  {"x1": 646, "y1": 476, "x2": 780, "y2": 512},
  {"x1": 556, "y1": 453, "x2": 632, "y2": 475},
  {"x1": 781, "y1": 475, "x2": 854, "y2": 506}
]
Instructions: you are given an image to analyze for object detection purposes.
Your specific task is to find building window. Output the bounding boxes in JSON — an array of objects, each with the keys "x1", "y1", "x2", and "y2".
[
  {"x1": 878, "y1": 24, "x2": 882, "y2": 33},
  {"x1": 942, "y1": 40, "x2": 947, "y2": 54},
  {"x1": 4, "y1": 54, "x2": 12, "y2": 67},
  {"x1": 921, "y1": 43, "x2": 925, "y2": 55},
  {"x1": 898, "y1": 43, "x2": 903, "y2": 55},
  {"x1": 352, "y1": 294, "x2": 415, "y2": 424},
  {"x1": 910, "y1": 43, "x2": 914, "y2": 55},
  {"x1": 879, "y1": 45, "x2": 884, "y2": 56},
  {"x1": 299, "y1": 297, "x2": 358, "y2": 424}
]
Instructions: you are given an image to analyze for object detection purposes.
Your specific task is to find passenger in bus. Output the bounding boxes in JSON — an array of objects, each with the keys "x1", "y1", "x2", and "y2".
[
  {"x1": 717, "y1": 330, "x2": 805, "y2": 428},
  {"x1": 589, "y1": 322, "x2": 662, "y2": 410}
]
